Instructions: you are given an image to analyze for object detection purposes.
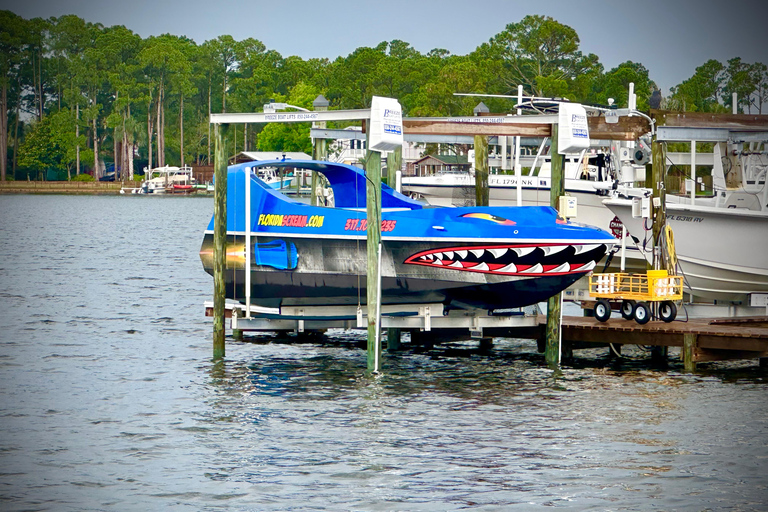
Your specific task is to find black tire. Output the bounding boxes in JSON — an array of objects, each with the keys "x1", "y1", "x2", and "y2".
[
  {"x1": 620, "y1": 300, "x2": 636, "y2": 320},
  {"x1": 659, "y1": 301, "x2": 677, "y2": 323},
  {"x1": 594, "y1": 299, "x2": 612, "y2": 322},
  {"x1": 634, "y1": 302, "x2": 651, "y2": 325}
]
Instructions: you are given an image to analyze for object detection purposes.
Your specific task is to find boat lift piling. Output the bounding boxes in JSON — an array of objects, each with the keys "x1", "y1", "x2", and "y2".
[
  {"x1": 365, "y1": 138, "x2": 383, "y2": 373},
  {"x1": 213, "y1": 123, "x2": 229, "y2": 360},
  {"x1": 473, "y1": 102, "x2": 490, "y2": 206},
  {"x1": 545, "y1": 124, "x2": 565, "y2": 368},
  {"x1": 650, "y1": 135, "x2": 669, "y2": 362},
  {"x1": 311, "y1": 95, "x2": 329, "y2": 206}
]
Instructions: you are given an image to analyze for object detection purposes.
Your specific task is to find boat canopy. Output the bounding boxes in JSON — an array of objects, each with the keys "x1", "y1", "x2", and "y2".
[{"x1": 229, "y1": 160, "x2": 424, "y2": 210}]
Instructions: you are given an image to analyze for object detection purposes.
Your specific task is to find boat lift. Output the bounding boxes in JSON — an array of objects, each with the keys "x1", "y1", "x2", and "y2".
[
  {"x1": 205, "y1": 301, "x2": 540, "y2": 340},
  {"x1": 208, "y1": 92, "x2": 652, "y2": 367}
]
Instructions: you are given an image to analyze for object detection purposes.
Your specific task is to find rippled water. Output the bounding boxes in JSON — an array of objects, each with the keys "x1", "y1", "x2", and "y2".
[{"x1": 0, "y1": 194, "x2": 766, "y2": 511}]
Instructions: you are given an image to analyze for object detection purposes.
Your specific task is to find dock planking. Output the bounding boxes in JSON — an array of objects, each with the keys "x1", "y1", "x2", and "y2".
[{"x1": 549, "y1": 315, "x2": 768, "y2": 368}]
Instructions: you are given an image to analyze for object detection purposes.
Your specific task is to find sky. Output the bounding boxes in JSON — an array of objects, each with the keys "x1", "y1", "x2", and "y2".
[{"x1": 3, "y1": 0, "x2": 768, "y2": 95}]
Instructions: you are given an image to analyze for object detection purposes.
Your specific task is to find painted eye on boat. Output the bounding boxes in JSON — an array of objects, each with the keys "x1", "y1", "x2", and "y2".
[{"x1": 459, "y1": 212, "x2": 516, "y2": 225}]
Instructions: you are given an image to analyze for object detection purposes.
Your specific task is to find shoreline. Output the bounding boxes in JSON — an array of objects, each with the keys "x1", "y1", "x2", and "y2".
[{"x1": 0, "y1": 181, "x2": 212, "y2": 196}]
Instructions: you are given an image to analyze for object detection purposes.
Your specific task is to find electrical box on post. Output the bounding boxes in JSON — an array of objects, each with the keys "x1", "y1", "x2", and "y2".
[
  {"x1": 632, "y1": 196, "x2": 651, "y2": 218},
  {"x1": 557, "y1": 103, "x2": 590, "y2": 154},
  {"x1": 369, "y1": 96, "x2": 403, "y2": 153},
  {"x1": 558, "y1": 195, "x2": 577, "y2": 218}
]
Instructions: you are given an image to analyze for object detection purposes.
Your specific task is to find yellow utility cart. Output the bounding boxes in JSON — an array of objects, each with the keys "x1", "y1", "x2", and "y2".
[{"x1": 588, "y1": 270, "x2": 683, "y2": 324}]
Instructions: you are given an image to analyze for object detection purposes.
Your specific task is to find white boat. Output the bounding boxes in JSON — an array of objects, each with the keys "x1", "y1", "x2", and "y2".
[
  {"x1": 254, "y1": 167, "x2": 294, "y2": 190},
  {"x1": 141, "y1": 165, "x2": 196, "y2": 194},
  {"x1": 401, "y1": 151, "x2": 646, "y2": 272},
  {"x1": 402, "y1": 156, "x2": 614, "y2": 229},
  {"x1": 603, "y1": 142, "x2": 768, "y2": 303}
]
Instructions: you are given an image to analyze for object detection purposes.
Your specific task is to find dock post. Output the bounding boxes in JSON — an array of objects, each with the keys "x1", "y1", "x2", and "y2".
[
  {"x1": 473, "y1": 135, "x2": 489, "y2": 206},
  {"x1": 545, "y1": 124, "x2": 564, "y2": 368},
  {"x1": 213, "y1": 123, "x2": 229, "y2": 360},
  {"x1": 387, "y1": 328, "x2": 401, "y2": 351},
  {"x1": 683, "y1": 333, "x2": 697, "y2": 372},
  {"x1": 386, "y1": 147, "x2": 402, "y2": 188},
  {"x1": 311, "y1": 95, "x2": 329, "y2": 206},
  {"x1": 366, "y1": 146, "x2": 383, "y2": 373},
  {"x1": 473, "y1": 102, "x2": 490, "y2": 206},
  {"x1": 232, "y1": 308, "x2": 243, "y2": 341}
]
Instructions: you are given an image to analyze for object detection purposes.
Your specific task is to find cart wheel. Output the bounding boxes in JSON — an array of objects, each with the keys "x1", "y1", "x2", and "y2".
[
  {"x1": 634, "y1": 302, "x2": 651, "y2": 324},
  {"x1": 620, "y1": 300, "x2": 636, "y2": 320},
  {"x1": 659, "y1": 301, "x2": 677, "y2": 323},
  {"x1": 594, "y1": 299, "x2": 612, "y2": 322}
]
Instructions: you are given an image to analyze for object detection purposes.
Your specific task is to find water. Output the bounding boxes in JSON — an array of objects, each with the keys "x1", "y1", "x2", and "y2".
[{"x1": 0, "y1": 194, "x2": 766, "y2": 511}]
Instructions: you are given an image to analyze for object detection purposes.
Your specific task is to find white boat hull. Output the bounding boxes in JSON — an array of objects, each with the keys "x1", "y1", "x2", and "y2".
[
  {"x1": 603, "y1": 199, "x2": 768, "y2": 302},
  {"x1": 403, "y1": 174, "x2": 649, "y2": 272}
]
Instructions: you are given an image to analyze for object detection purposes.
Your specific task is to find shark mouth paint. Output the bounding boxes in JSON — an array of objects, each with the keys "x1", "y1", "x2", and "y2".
[{"x1": 404, "y1": 243, "x2": 607, "y2": 276}]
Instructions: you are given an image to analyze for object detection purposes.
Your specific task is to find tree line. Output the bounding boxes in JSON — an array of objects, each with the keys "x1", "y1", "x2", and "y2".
[{"x1": 1, "y1": 11, "x2": 765, "y2": 181}]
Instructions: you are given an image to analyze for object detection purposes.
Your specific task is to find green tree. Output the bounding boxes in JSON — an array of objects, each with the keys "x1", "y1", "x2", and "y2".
[
  {"x1": 668, "y1": 59, "x2": 726, "y2": 112},
  {"x1": 139, "y1": 34, "x2": 192, "y2": 167},
  {"x1": 480, "y1": 15, "x2": 601, "y2": 98},
  {"x1": 256, "y1": 83, "x2": 318, "y2": 153},
  {"x1": 0, "y1": 10, "x2": 27, "y2": 180},
  {"x1": 589, "y1": 61, "x2": 655, "y2": 109},
  {"x1": 18, "y1": 108, "x2": 91, "y2": 178}
]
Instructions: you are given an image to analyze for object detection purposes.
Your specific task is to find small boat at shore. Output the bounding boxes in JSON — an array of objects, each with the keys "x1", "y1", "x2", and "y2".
[
  {"x1": 140, "y1": 165, "x2": 196, "y2": 194},
  {"x1": 199, "y1": 160, "x2": 616, "y2": 311}
]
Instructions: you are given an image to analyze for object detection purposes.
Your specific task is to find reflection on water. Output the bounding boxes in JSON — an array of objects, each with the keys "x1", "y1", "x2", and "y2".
[{"x1": 0, "y1": 195, "x2": 766, "y2": 511}]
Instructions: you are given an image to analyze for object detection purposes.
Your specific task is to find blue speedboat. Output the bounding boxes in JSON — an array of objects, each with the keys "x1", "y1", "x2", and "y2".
[{"x1": 200, "y1": 160, "x2": 616, "y2": 311}]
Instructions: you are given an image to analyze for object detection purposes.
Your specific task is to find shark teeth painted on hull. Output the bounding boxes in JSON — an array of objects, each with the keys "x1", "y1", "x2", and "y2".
[{"x1": 404, "y1": 243, "x2": 607, "y2": 276}]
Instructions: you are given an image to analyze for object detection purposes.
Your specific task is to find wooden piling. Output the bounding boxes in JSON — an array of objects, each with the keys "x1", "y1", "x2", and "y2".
[
  {"x1": 366, "y1": 147, "x2": 383, "y2": 373},
  {"x1": 311, "y1": 138, "x2": 326, "y2": 206},
  {"x1": 651, "y1": 139, "x2": 667, "y2": 269},
  {"x1": 545, "y1": 125, "x2": 565, "y2": 368},
  {"x1": 387, "y1": 328, "x2": 401, "y2": 351},
  {"x1": 213, "y1": 123, "x2": 228, "y2": 359},
  {"x1": 683, "y1": 333, "x2": 697, "y2": 372},
  {"x1": 474, "y1": 135, "x2": 489, "y2": 206},
  {"x1": 311, "y1": 96, "x2": 328, "y2": 206},
  {"x1": 386, "y1": 147, "x2": 402, "y2": 188}
]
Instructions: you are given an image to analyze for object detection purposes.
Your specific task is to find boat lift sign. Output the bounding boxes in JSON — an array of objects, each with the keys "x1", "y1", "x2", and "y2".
[
  {"x1": 369, "y1": 96, "x2": 403, "y2": 153},
  {"x1": 558, "y1": 102, "x2": 590, "y2": 154}
]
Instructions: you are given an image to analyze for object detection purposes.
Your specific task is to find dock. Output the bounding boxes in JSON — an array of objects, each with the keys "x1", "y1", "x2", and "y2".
[
  {"x1": 551, "y1": 315, "x2": 768, "y2": 371},
  {"x1": 205, "y1": 301, "x2": 768, "y2": 371}
]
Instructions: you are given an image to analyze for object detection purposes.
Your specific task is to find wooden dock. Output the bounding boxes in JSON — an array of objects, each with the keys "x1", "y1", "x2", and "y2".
[
  {"x1": 206, "y1": 302, "x2": 768, "y2": 371},
  {"x1": 550, "y1": 315, "x2": 768, "y2": 370}
]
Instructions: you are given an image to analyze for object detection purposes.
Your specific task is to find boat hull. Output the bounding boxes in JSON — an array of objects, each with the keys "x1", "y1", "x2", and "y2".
[
  {"x1": 200, "y1": 160, "x2": 617, "y2": 312},
  {"x1": 200, "y1": 233, "x2": 606, "y2": 310},
  {"x1": 604, "y1": 199, "x2": 768, "y2": 302}
]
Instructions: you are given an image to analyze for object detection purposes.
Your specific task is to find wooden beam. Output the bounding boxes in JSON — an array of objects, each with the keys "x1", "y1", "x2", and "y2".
[
  {"x1": 697, "y1": 335, "x2": 768, "y2": 352},
  {"x1": 403, "y1": 120, "x2": 551, "y2": 137},
  {"x1": 587, "y1": 116, "x2": 651, "y2": 140},
  {"x1": 402, "y1": 116, "x2": 650, "y2": 140},
  {"x1": 652, "y1": 110, "x2": 768, "y2": 130},
  {"x1": 694, "y1": 348, "x2": 768, "y2": 363},
  {"x1": 562, "y1": 328, "x2": 682, "y2": 346}
]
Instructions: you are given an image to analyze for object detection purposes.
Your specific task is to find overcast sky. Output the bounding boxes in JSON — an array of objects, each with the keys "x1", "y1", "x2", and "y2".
[{"x1": 3, "y1": 0, "x2": 767, "y2": 95}]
